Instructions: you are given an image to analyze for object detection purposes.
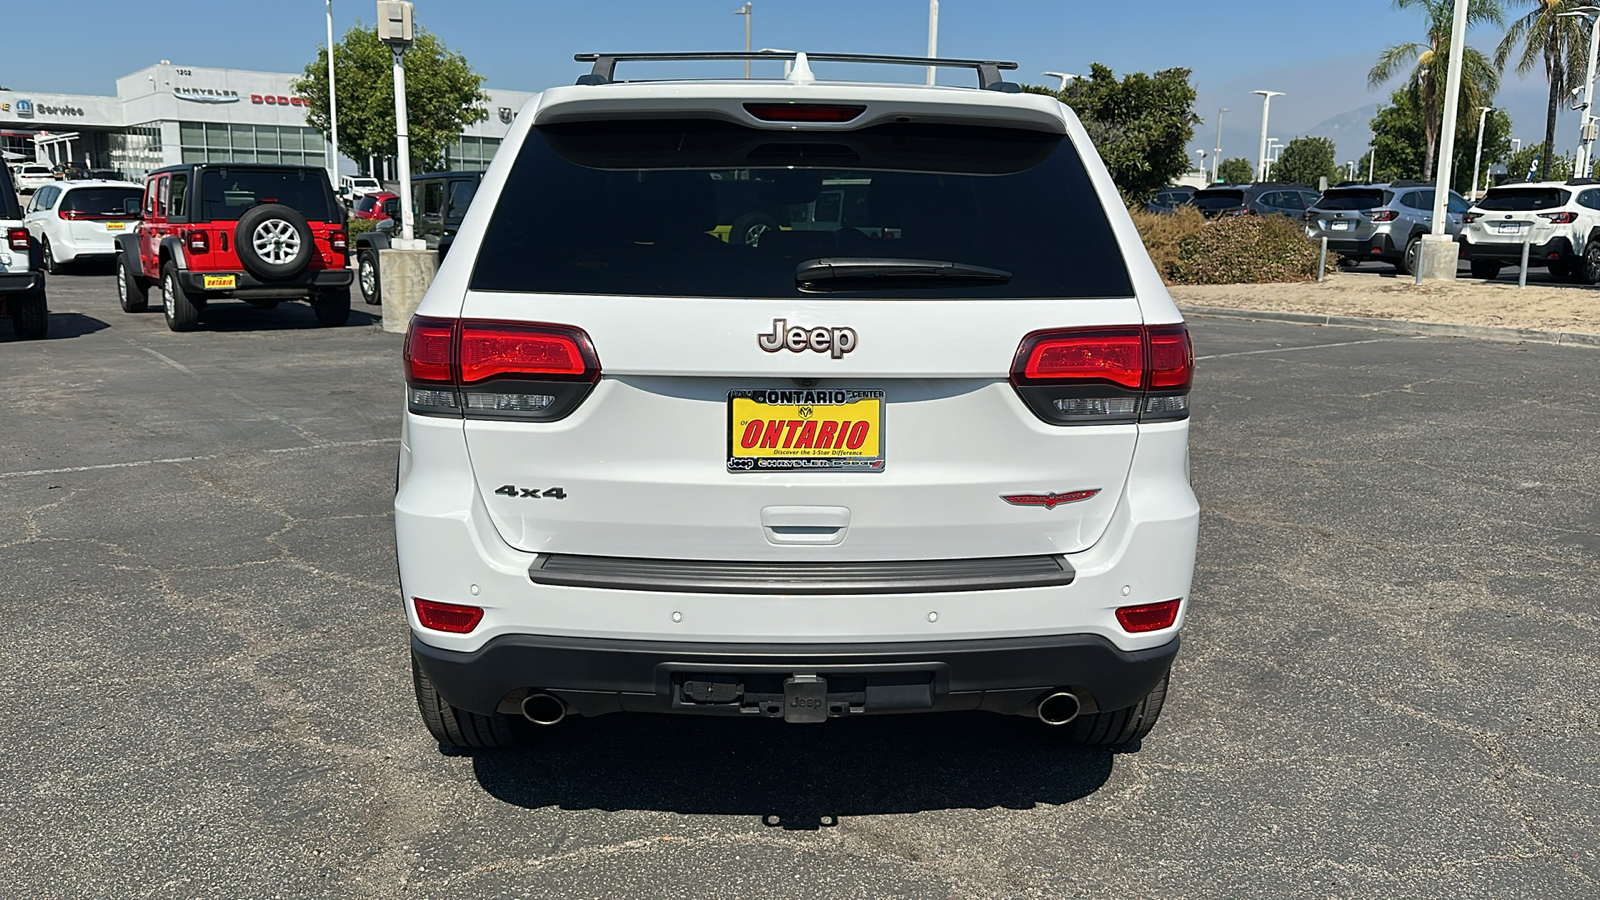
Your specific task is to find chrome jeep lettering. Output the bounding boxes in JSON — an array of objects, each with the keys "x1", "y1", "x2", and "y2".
[{"x1": 757, "y1": 319, "x2": 858, "y2": 359}]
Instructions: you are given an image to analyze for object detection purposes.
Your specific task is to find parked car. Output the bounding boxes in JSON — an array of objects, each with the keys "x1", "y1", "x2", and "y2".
[
  {"x1": 397, "y1": 51, "x2": 1195, "y2": 750},
  {"x1": 1144, "y1": 185, "x2": 1196, "y2": 214},
  {"x1": 1458, "y1": 180, "x2": 1600, "y2": 282},
  {"x1": 1304, "y1": 181, "x2": 1468, "y2": 275},
  {"x1": 354, "y1": 170, "x2": 481, "y2": 306},
  {"x1": 0, "y1": 163, "x2": 49, "y2": 340},
  {"x1": 12, "y1": 163, "x2": 55, "y2": 194},
  {"x1": 351, "y1": 191, "x2": 399, "y2": 222},
  {"x1": 113, "y1": 163, "x2": 353, "y2": 331},
  {"x1": 1188, "y1": 183, "x2": 1319, "y2": 219},
  {"x1": 339, "y1": 175, "x2": 384, "y2": 203},
  {"x1": 24, "y1": 181, "x2": 144, "y2": 273}
]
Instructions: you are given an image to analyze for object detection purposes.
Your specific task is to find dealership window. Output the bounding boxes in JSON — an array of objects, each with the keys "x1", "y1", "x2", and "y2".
[
  {"x1": 441, "y1": 135, "x2": 500, "y2": 171},
  {"x1": 177, "y1": 122, "x2": 327, "y2": 168}
]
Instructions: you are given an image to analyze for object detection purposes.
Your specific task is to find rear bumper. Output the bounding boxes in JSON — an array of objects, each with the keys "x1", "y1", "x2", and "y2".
[
  {"x1": 1323, "y1": 232, "x2": 1397, "y2": 259},
  {"x1": 179, "y1": 267, "x2": 353, "y2": 296},
  {"x1": 412, "y1": 631, "x2": 1180, "y2": 718},
  {"x1": 1460, "y1": 237, "x2": 1572, "y2": 263},
  {"x1": 0, "y1": 272, "x2": 44, "y2": 294}
]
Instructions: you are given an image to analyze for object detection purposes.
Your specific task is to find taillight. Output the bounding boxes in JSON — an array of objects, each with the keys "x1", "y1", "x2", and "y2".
[
  {"x1": 1302, "y1": 210, "x2": 1315, "y2": 222},
  {"x1": 1115, "y1": 599, "x2": 1181, "y2": 633},
  {"x1": 59, "y1": 208, "x2": 86, "y2": 220},
  {"x1": 1011, "y1": 324, "x2": 1194, "y2": 425},
  {"x1": 1463, "y1": 212, "x2": 1482, "y2": 224},
  {"x1": 413, "y1": 598, "x2": 483, "y2": 634},
  {"x1": 404, "y1": 316, "x2": 601, "y2": 420},
  {"x1": 330, "y1": 230, "x2": 348, "y2": 253},
  {"x1": 744, "y1": 103, "x2": 866, "y2": 123},
  {"x1": 1538, "y1": 211, "x2": 1577, "y2": 223},
  {"x1": 6, "y1": 227, "x2": 28, "y2": 252},
  {"x1": 1370, "y1": 210, "x2": 1397, "y2": 222},
  {"x1": 186, "y1": 230, "x2": 209, "y2": 254}
]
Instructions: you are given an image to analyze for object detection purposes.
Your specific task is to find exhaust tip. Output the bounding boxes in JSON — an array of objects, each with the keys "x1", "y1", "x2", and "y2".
[
  {"x1": 1037, "y1": 691, "x2": 1082, "y2": 726},
  {"x1": 521, "y1": 692, "x2": 567, "y2": 726}
]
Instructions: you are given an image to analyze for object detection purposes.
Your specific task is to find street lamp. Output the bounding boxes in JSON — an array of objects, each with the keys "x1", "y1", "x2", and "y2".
[
  {"x1": 1196, "y1": 149, "x2": 1207, "y2": 179},
  {"x1": 1213, "y1": 107, "x2": 1227, "y2": 184},
  {"x1": 326, "y1": 0, "x2": 339, "y2": 194},
  {"x1": 735, "y1": 4, "x2": 752, "y2": 79},
  {"x1": 1041, "y1": 72, "x2": 1083, "y2": 91},
  {"x1": 377, "y1": 0, "x2": 420, "y2": 249},
  {"x1": 1253, "y1": 90, "x2": 1284, "y2": 182},
  {"x1": 1558, "y1": 6, "x2": 1600, "y2": 176},
  {"x1": 926, "y1": 0, "x2": 939, "y2": 85},
  {"x1": 1265, "y1": 137, "x2": 1281, "y2": 179},
  {"x1": 1419, "y1": 0, "x2": 1470, "y2": 282},
  {"x1": 1470, "y1": 106, "x2": 1493, "y2": 199}
]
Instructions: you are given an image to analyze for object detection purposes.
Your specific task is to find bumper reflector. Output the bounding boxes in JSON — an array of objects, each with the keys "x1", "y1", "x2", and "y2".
[
  {"x1": 414, "y1": 598, "x2": 484, "y2": 634},
  {"x1": 1116, "y1": 599, "x2": 1181, "y2": 633}
]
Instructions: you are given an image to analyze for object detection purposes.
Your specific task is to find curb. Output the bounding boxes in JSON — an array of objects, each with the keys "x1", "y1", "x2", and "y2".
[{"x1": 1176, "y1": 305, "x2": 1600, "y2": 349}]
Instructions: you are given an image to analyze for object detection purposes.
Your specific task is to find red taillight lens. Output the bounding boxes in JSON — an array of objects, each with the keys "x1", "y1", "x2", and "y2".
[
  {"x1": 1011, "y1": 324, "x2": 1193, "y2": 424},
  {"x1": 744, "y1": 103, "x2": 866, "y2": 123},
  {"x1": 186, "y1": 230, "x2": 209, "y2": 253},
  {"x1": 1016, "y1": 327, "x2": 1144, "y2": 389},
  {"x1": 1538, "y1": 211, "x2": 1577, "y2": 223},
  {"x1": 1146, "y1": 324, "x2": 1195, "y2": 391},
  {"x1": 330, "y1": 230, "x2": 348, "y2": 253},
  {"x1": 413, "y1": 598, "x2": 484, "y2": 634},
  {"x1": 1370, "y1": 210, "x2": 1398, "y2": 222},
  {"x1": 1116, "y1": 599, "x2": 1181, "y2": 633},
  {"x1": 1463, "y1": 212, "x2": 1482, "y2": 224},
  {"x1": 6, "y1": 227, "x2": 28, "y2": 251},
  {"x1": 403, "y1": 316, "x2": 455, "y2": 384},
  {"x1": 59, "y1": 208, "x2": 86, "y2": 220},
  {"x1": 458, "y1": 321, "x2": 598, "y2": 383}
]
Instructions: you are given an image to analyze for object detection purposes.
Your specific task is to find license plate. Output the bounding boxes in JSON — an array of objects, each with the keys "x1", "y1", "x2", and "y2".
[
  {"x1": 202, "y1": 275, "x2": 236, "y2": 289},
  {"x1": 1495, "y1": 223, "x2": 1524, "y2": 235},
  {"x1": 1330, "y1": 221, "x2": 1351, "y2": 231},
  {"x1": 727, "y1": 389, "x2": 885, "y2": 472},
  {"x1": 104, "y1": 221, "x2": 126, "y2": 231}
]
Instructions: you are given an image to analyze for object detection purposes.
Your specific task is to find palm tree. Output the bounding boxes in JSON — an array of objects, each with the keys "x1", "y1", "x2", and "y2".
[
  {"x1": 1497, "y1": 0, "x2": 1587, "y2": 181},
  {"x1": 1370, "y1": 0, "x2": 1505, "y2": 180}
]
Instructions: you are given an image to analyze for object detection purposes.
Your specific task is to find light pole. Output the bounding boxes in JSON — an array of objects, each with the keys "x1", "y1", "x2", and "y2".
[
  {"x1": 1559, "y1": 6, "x2": 1600, "y2": 176},
  {"x1": 1253, "y1": 90, "x2": 1283, "y2": 182},
  {"x1": 735, "y1": 4, "x2": 752, "y2": 78},
  {"x1": 1419, "y1": 0, "x2": 1470, "y2": 281},
  {"x1": 1196, "y1": 149, "x2": 1207, "y2": 180},
  {"x1": 926, "y1": 0, "x2": 939, "y2": 85},
  {"x1": 1513, "y1": 137, "x2": 1522, "y2": 153},
  {"x1": 1470, "y1": 106, "x2": 1492, "y2": 199},
  {"x1": 326, "y1": 0, "x2": 339, "y2": 193},
  {"x1": 378, "y1": 1, "x2": 419, "y2": 248},
  {"x1": 1213, "y1": 107, "x2": 1227, "y2": 184},
  {"x1": 1368, "y1": 145, "x2": 1376, "y2": 182},
  {"x1": 1041, "y1": 72, "x2": 1083, "y2": 91},
  {"x1": 1265, "y1": 137, "x2": 1281, "y2": 179}
]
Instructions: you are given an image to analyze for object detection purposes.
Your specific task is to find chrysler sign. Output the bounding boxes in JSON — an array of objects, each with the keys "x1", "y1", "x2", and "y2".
[{"x1": 175, "y1": 86, "x2": 240, "y2": 104}]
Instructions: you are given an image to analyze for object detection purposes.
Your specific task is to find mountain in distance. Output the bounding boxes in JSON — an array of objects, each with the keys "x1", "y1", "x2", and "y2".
[{"x1": 1300, "y1": 104, "x2": 1378, "y2": 162}]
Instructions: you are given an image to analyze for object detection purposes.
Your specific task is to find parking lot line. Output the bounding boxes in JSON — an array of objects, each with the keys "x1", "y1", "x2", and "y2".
[
  {"x1": 0, "y1": 437, "x2": 398, "y2": 480},
  {"x1": 1195, "y1": 335, "x2": 1429, "y2": 361},
  {"x1": 139, "y1": 346, "x2": 197, "y2": 376}
]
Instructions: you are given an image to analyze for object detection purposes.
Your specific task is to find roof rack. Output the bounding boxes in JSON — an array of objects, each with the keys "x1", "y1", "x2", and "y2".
[{"x1": 572, "y1": 51, "x2": 1022, "y2": 92}]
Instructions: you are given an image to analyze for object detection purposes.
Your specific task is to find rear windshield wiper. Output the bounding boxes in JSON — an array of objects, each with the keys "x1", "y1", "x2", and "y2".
[{"x1": 796, "y1": 257, "x2": 1012, "y2": 291}]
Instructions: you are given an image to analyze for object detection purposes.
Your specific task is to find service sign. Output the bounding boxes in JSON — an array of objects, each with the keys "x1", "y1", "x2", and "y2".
[{"x1": 727, "y1": 389, "x2": 885, "y2": 472}]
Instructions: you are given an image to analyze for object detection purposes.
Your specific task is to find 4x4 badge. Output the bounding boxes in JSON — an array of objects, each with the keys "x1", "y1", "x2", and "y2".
[{"x1": 758, "y1": 319, "x2": 858, "y2": 359}]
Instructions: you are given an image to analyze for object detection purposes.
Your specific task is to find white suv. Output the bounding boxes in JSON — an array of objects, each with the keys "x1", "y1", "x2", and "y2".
[
  {"x1": 397, "y1": 52, "x2": 1199, "y2": 749},
  {"x1": 1459, "y1": 180, "x2": 1600, "y2": 282},
  {"x1": 12, "y1": 163, "x2": 55, "y2": 194},
  {"x1": 23, "y1": 180, "x2": 144, "y2": 273}
]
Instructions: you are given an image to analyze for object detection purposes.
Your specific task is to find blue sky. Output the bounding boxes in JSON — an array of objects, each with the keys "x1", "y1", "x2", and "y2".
[{"x1": 0, "y1": 0, "x2": 1580, "y2": 166}]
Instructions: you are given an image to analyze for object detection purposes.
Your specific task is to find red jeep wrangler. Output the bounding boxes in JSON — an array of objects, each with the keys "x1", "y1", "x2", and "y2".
[{"x1": 114, "y1": 163, "x2": 352, "y2": 331}]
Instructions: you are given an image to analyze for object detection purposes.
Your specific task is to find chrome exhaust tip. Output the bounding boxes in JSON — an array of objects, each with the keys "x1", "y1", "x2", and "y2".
[
  {"x1": 1036, "y1": 691, "x2": 1082, "y2": 726},
  {"x1": 521, "y1": 692, "x2": 567, "y2": 726}
]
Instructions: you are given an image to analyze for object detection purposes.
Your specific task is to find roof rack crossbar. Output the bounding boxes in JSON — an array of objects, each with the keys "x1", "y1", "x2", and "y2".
[{"x1": 573, "y1": 51, "x2": 1021, "y2": 91}]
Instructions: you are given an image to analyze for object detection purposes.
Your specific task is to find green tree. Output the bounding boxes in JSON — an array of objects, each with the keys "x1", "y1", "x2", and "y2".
[
  {"x1": 1365, "y1": 87, "x2": 1514, "y2": 191},
  {"x1": 1024, "y1": 63, "x2": 1200, "y2": 203},
  {"x1": 1269, "y1": 136, "x2": 1341, "y2": 186},
  {"x1": 293, "y1": 21, "x2": 490, "y2": 172},
  {"x1": 1504, "y1": 143, "x2": 1573, "y2": 181},
  {"x1": 1216, "y1": 157, "x2": 1256, "y2": 184},
  {"x1": 1496, "y1": 1, "x2": 1586, "y2": 182},
  {"x1": 1369, "y1": 0, "x2": 1503, "y2": 180}
]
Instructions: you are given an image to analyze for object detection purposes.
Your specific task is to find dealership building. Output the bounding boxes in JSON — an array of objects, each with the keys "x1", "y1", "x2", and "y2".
[{"x1": 0, "y1": 62, "x2": 535, "y2": 180}]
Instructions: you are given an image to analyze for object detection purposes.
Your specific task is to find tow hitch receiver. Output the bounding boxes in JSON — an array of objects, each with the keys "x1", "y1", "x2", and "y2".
[{"x1": 783, "y1": 674, "x2": 828, "y2": 723}]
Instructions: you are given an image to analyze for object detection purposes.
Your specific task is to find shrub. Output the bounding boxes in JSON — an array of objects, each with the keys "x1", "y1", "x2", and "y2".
[
  {"x1": 1128, "y1": 206, "x2": 1207, "y2": 278},
  {"x1": 347, "y1": 216, "x2": 378, "y2": 238},
  {"x1": 1166, "y1": 214, "x2": 1322, "y2": 285}
]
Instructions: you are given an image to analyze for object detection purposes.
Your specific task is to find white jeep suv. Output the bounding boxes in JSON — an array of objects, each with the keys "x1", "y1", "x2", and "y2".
[{"x1": 397, "y1": 52, "x2": 1199, "y2": 749}]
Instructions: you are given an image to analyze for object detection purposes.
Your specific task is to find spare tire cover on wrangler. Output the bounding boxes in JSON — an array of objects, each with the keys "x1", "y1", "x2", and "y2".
[{"x1": 236, "y1": 204, "x2": 314, "y2": 281}]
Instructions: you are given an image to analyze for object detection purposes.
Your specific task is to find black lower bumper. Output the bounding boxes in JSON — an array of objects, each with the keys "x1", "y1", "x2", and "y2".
[
  {"x1": 1460, "y1": 238, "x2": 1572, "y2": 264},
  {"x1": 411, "y1": 631, "x2": 1180, "y2": 720},
  {"x1": 0, "y1": 272, "x2": 44, "y2": 294},
  {"x1": 179, "y1": 268, "x2": 353, "y2": 297},
  {"x1": 1325, "y1": 232, "x2": 1397, "y2": 260}
]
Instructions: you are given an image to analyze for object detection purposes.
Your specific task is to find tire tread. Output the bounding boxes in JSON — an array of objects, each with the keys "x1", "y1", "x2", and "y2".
[{"x1": 411, "y1": 651, "x2": 517, "y2": 749}]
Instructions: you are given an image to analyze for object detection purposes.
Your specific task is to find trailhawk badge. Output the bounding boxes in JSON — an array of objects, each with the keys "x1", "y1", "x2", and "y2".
[{"x1": 758, "y1": 319, "x2": 858, "y2": 359}]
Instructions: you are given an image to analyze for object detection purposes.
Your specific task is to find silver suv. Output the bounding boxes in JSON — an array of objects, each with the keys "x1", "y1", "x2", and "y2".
[{"x1": 1305, "y1": 182, "x2": 1468, "y2": 275}]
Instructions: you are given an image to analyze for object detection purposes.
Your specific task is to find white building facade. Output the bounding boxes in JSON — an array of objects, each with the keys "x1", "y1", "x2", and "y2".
[{"x1": 1, "y1": 63, "x2": 535, "y2": 181}]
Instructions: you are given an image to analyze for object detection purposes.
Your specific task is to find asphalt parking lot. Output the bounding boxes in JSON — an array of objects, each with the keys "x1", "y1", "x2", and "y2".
[{"x1": 3, "y1": 270, "x2": 1597, "y2": 899}]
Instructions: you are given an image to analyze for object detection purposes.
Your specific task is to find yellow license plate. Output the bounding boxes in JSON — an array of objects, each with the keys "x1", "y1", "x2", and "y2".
[
  {"x1": 202, "y1": 275, "x2": 236, "y2": 290},
  {"x1": 728, "y1": 389, "x2": 885, "y2": 472},
  {"x1": 104, "y1": 221, "x2": 126, "y2": 231}
]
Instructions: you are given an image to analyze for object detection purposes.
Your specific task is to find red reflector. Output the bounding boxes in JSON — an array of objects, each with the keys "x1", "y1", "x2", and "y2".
[
  {"x1": 458, "y1": 321, "x2": 597, "y2": 383},
  {"x1": 1147, "y1": 324, "x2": 1194, "y2": 390},
  {"x1": 6, "y1": 227, "x2": 28, "y2": 252},
  {"x1": 413, "y1": 598, "x2": 484, "y2": 634},
  {"x1": 404, "y1": 316, "x2": 455, "y2": 384},
  {"x1": 1015, "y1": 327, "x2": 1144, "y2": 389},
  {"x1": 744, "y1": 103, "x2": 866, "y2": 123},
  {"x1": 1116, "y1": 599, "x2": 1181, "y2": 633}
]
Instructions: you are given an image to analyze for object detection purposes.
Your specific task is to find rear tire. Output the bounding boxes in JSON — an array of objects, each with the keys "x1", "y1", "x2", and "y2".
[
  {"x1": 358, "y1": 249, "x2": 381, "y2": 305},
  {"x1": 119, "y1": 255, "x2": 149, "y2": 312},
  {"x1": 312, "y1": 287, "x2": 351, "y2": 327},
  {"x1": 412, "y1": 651, "x2": 519, "y2": 749},
  {"x1": 161, "y1": 263, "x2": 202, "y2": 332},
  {"x1": 1396, "y1": 236, "x2": 1421, "y2": 276},
  {"x1": 1469, "y1": 259, "x2": 1503, "y2": 281},
  {"x1": 1065, "y1": 673, "x2": 1169, "y2": 747},
  {"x1": 9, "y1": 286, "x2": 49, "y2": 340},
  {"x1": 41, "y1": 239, "x2": 63, "y2": 275}
]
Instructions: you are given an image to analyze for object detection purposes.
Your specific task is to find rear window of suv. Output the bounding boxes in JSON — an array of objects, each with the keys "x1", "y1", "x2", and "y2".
[
  {"x1": 198, "y1": 168, "x2": 336, "y2": 222},
  {"x1": 1315, "y1": 189, "x2": 1386, "y2": 210},
  {"x1": 60, "y1": 187, "x2": 142, "y2": 218},
  {"x1": 469, "y1": 120, "x2": 1133, "y2": 299},
  {"x1": 1189, "y1": 189, "x2": 1245, "y2": 211},
  {"x1": 1478, "y1": 188, "x2": 1569, "y2": 211}
]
